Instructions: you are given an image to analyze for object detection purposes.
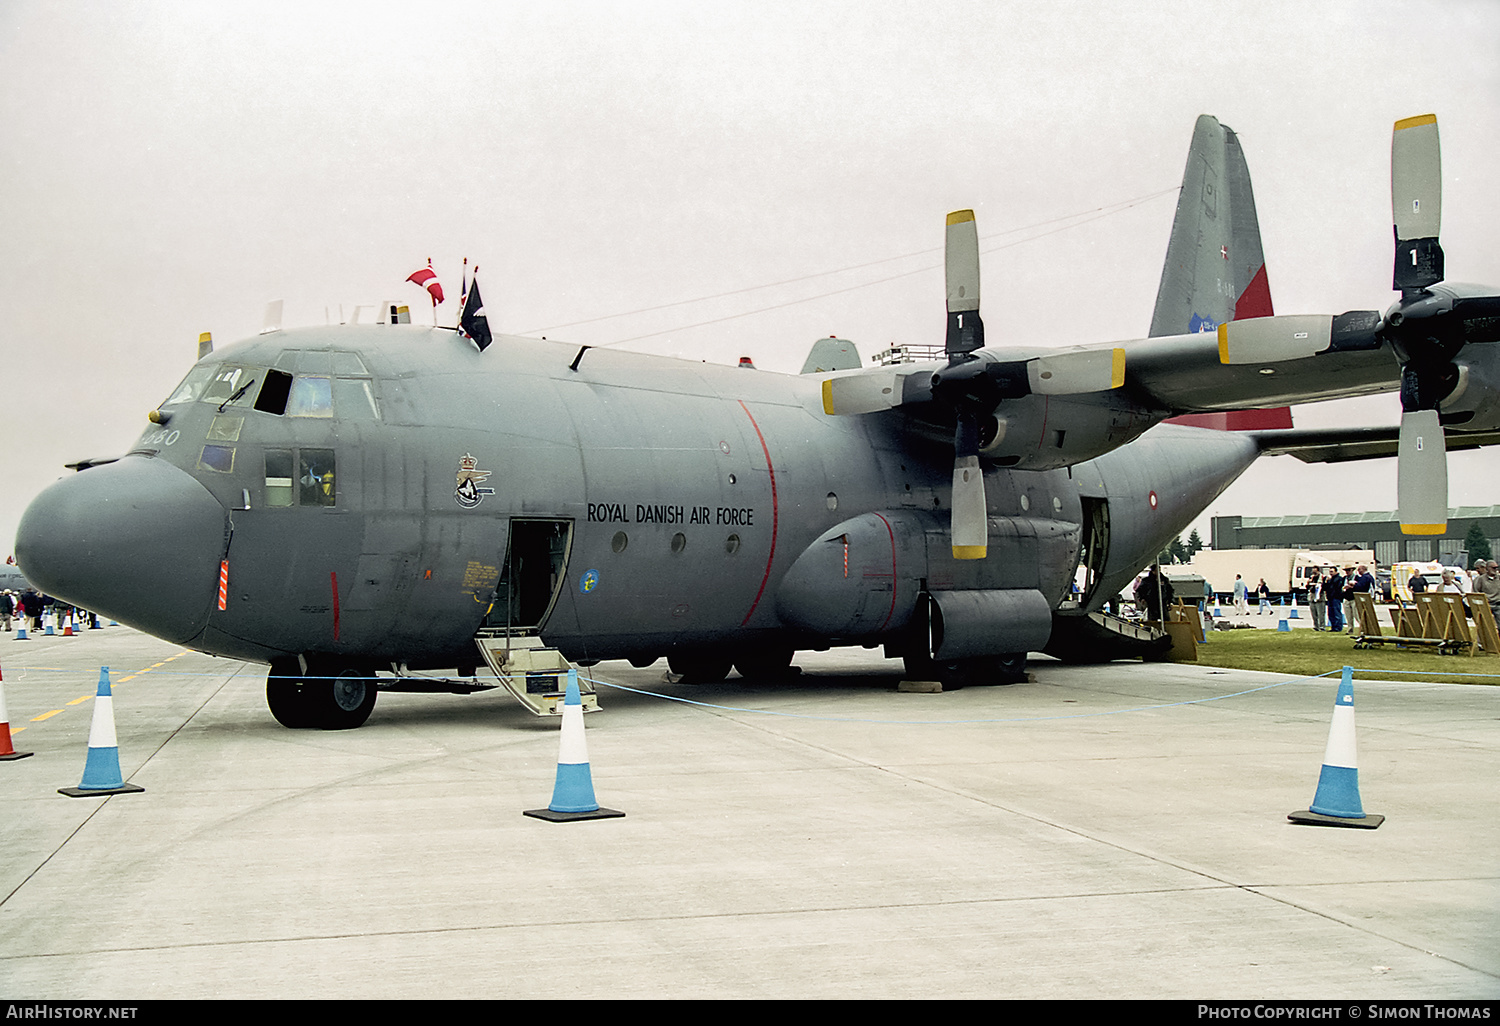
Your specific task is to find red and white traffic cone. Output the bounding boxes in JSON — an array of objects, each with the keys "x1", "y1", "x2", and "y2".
[{"x1": 0, "y1": 662, "x2": 33, "y2": 761}]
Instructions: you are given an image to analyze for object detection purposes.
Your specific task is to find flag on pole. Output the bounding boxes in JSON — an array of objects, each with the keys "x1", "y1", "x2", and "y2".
[
  {"x1": 406, "y1": 261, "x2": 445, "y2": 305},
  {"x1": 460, "y1": 274, "x2": 492, "y2": 352}
]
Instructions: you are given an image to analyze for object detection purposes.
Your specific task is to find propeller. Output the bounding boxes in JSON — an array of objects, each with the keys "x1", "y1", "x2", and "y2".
[
  {"x1": 1217, "y1": 115, "x2": 1500, "y2": 534},
  {"x1": 938, "y1": 211, "x2": 990, "y2": 560},
  {"x1": 822, "y1": 209, "x2": 1125, "y2": 560},
  {"x1": 928, "y1": 211, "x2": 1124, "y2": 558}
]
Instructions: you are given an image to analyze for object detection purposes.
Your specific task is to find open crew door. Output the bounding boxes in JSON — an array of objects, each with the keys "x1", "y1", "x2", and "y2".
[
  {"x1": 475, "y1": 518, "x2": 598, "y2": 715},
  {"x1": 1061, "y1": 496, "x2": 1110, "y2": 610}
]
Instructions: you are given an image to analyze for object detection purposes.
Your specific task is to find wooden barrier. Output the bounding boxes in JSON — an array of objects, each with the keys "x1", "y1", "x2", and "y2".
[
  {"x1": 1472, "y1": 601, "x2": 1500, "y2": 657},
  {"x1": 1356, "y1": 592, "x2": 1487, "y2": 656}
]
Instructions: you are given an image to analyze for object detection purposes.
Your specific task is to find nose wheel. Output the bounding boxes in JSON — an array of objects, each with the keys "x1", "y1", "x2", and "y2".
[{"x1": 266, "y1": 656, "x2": 378, "y2": 729}]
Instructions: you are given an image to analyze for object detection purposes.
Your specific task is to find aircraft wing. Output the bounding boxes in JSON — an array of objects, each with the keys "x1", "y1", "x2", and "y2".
[
  {"x1": 1250, "y1": 425, "x2": 1500, "y2": 464},
  {"x1": 820, "y1": 332, "x2": 1402, "y2": 418},
  {"x1": 1117, "y1": 332, "x2": 1400, "y2": 413}
]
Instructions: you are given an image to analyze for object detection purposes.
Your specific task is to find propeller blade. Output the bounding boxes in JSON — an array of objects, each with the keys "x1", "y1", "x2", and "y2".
[
  {"x1": 1392, "y1": 114, "x2": 1444, "y2": 291},
  {"x1": 1217, "y1": 315, "x2": 1333, "y2": 364},
  {"x1": 821, "y1": 369, "x2": 904, "y2": 415},
  {"x1": 945, "y1": 210, "x2": 984, "y2": 357},
  {"x1": 951, "y1": 411, "x2": 987, "y2": 559},
  {"x1": 1396, "y1": 408, "x2": 1448, "y2": 535},
  {"x1": 951, "y1": 456, "x2": 988, "y2": 559},
  {"x1": 1027, "y1": 348, "x2": 1126, "y2": 394}
]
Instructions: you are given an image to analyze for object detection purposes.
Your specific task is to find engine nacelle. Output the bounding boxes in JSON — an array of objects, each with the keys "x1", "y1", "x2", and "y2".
[
  {"x1": 774, "y1": 507, "x2": 1080, "y2": 646},
  {"x1": 977, "y1": 395, "x2": 1154, "y2": 471}
]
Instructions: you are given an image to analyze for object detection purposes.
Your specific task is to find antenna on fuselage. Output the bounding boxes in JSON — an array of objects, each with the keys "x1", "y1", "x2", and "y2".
[{"x1": 260, "y1": 300, "x2": 283, "y2": 335}]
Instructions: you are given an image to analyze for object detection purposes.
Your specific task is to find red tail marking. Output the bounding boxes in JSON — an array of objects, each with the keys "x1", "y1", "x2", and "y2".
[{"x1": 1234, "y1": 263, "x2": 1274, "y2": 320}]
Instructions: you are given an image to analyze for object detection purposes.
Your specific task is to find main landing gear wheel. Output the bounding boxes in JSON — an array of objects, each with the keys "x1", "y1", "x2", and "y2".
[
  {"x1": 266, "y1": 657, "x2": 378, "y2": 729},
  {"x1": 667, "y1": 652, "x2": 733, "y2": 684},
  {"x1": 266, "y1": 658, "x2": 313, "y2": 728}
]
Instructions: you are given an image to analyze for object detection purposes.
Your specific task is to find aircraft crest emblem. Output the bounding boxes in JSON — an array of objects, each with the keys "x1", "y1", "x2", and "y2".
[{"x1": 454, "y1": 453, "x2": 496, "y2": 508}]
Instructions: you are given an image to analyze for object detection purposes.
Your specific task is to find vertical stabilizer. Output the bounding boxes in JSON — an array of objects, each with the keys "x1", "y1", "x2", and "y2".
[
  {"x1": 1156, "y1": 116, "x2": 1286, "y2": 429},
  {"x1": 1150, "y1": 116, "x2": 1273, "y2": 337}
]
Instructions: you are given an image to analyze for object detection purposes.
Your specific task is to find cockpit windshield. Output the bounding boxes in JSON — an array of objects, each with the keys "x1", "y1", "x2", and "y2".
[
  {"x1": 163, "y1": 364, "x2": 246, "y2": 406},
  {"x1": 159, "y1": 351, "x2": 378, "y2": 420}
]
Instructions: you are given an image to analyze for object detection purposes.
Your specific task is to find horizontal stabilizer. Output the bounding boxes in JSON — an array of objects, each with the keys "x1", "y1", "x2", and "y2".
[
  {"x1": 1167, "y1": 408, "x2": 1293, "y2": 431},
  {"x1": 1252, "y1": 425, "x2": 1500, "y2": 464}
]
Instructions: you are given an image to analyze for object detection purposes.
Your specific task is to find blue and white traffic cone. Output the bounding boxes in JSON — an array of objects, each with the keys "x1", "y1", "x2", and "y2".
[
  {"x1": 1288, "y1": 594, "x2": 1301, "y2": 619},
  {"x1": 524, "y1": 670, "x2": 622, "y2": 822},
  {"x1": 59, "y1": 667, "x2": 144, "y2": 797},
  {"x1": 13, "y1": 622, "x2": 26, "y2": 640},
  {"x1": 1277, "y1": 618, "x2": 1291, "y2": 632},
  {"x1": 1289, "y1": 667, "x2": 1382, "y2": 828}
]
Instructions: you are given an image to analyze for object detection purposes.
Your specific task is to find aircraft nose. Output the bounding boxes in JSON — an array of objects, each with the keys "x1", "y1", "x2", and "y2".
[{"x1": 15, "y1": 456, "x2": 229, "y2": 644}]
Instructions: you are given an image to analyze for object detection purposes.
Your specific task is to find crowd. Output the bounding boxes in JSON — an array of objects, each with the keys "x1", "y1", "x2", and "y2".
[
  {"x1": 1, "y1": 588, "x2": 96, "y2": 634},
  {"x1": 1274, "y1": 560, "x2": 1500, "y2": 635}
]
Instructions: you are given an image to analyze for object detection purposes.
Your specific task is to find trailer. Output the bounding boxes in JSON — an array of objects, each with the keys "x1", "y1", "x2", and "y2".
[{"x1": 1184, "y1": 548, "x2": 1377, "y2": 599}]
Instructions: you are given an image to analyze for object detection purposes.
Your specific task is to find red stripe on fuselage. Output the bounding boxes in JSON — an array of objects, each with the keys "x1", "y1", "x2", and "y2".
[
  {"x1": 330, "y1": 571, "x2": 340, "y2": 641},
  {"x1": 737, "y1": 401, "x2": 779, "y2": 627}
]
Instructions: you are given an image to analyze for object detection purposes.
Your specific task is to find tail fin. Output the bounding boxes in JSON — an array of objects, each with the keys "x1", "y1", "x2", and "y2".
[
  {"x1": 800, "y1": 337, "x2": 861, "y2": 374},
  {"x1": 1156, "y1": 115, "x2": 1288, "y2": 429}
]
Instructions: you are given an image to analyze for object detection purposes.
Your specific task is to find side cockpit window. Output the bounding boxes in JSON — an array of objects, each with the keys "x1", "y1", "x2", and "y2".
[{"x1": 265, "y1": 448, "x2": 336, "y2": 507}]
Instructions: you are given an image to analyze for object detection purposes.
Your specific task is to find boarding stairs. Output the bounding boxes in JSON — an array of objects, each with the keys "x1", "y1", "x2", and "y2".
[{"x1": 475, "y1": 630, "x2": 600, "y2": 716}]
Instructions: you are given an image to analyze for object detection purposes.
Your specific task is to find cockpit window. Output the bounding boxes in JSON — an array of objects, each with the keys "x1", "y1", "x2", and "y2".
[
  {"x1": 202, "y1": 366, "x2": 255, "y2": 406},
  {"x1": 262, "y1": 349, "x2": 378, "y2": 420},
  {"x1": 162, "y1": 364, "x2": 263, "y2": 408},
  {"x1": 265, "y1": 448, "x2": 336, "y2": 507},
  {"x1": 162, "y1": 365, "x2": 214, "y2": 405},
  {"x1": 286, "y1": 377, "x2": 334, "y2": 418},
  {"x1": 299, "y1": 449, "x2": 336, "y2": 506},
  {"x1": 254, "y1": 370, "x2": 293, "y2": 415},
  {"x1": 333, "y1": 377, "x2": 379, "y2": 419},
  {"x1": 273, "y1": 349, "x2": 366, "y2": 375}
]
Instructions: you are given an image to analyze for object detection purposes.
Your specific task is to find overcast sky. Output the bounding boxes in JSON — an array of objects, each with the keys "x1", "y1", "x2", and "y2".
[{"x1": 2, "y1": 0, "x2": 1497, "y2": 558}]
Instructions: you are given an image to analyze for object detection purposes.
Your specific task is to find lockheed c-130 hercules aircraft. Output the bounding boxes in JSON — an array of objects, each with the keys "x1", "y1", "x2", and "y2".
[{"x1": 15, "y1": 114, "x2": 1500, "y2": 729}]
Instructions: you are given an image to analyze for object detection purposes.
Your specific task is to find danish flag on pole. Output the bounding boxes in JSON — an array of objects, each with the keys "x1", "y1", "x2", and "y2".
[{"x1": 406, "y1": 261, "x2": 445, "y2": 305}]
